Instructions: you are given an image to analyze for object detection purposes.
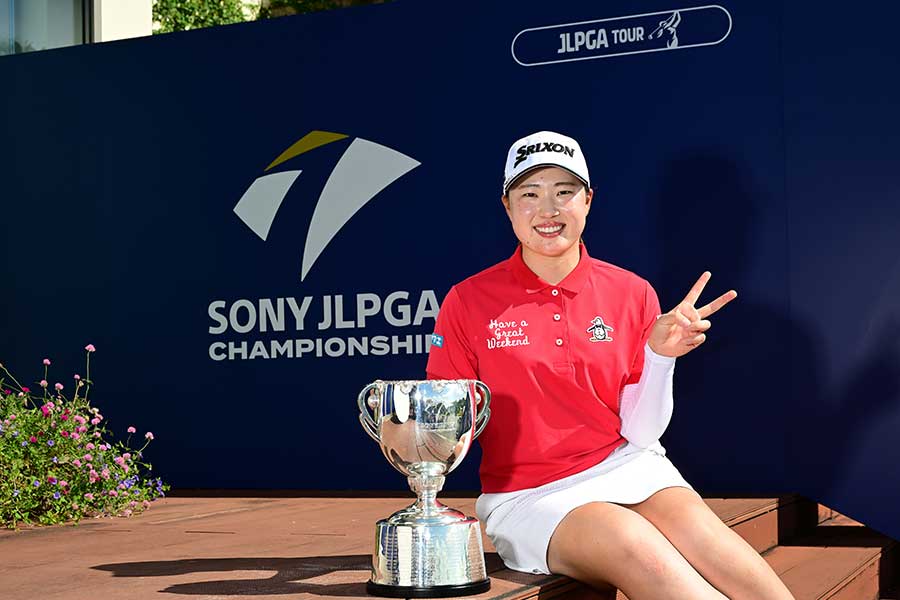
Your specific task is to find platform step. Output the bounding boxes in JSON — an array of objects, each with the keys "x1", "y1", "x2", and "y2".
[{"x1": 1, "y1": 494, "x2": 896, "y2": 600}]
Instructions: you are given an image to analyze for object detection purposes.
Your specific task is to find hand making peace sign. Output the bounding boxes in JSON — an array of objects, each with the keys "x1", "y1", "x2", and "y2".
[{"x1": 648, "y1": 272, "x2": 738, "y2": 358}]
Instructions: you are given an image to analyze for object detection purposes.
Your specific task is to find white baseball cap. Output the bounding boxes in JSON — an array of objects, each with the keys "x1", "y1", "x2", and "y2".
[{"x1": 503, "y1": 130, "x2": 591, "y2": 195}]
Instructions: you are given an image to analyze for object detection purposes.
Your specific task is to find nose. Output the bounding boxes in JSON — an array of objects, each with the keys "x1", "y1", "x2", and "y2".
[{"x1": 537, "y1": 195, "x2": 559, "y2": 217}]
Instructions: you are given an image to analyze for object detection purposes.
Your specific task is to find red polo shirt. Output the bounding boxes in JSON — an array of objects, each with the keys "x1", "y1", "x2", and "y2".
[{"x1": 426, "y1": 244, "x2": 661, "y2": 493}]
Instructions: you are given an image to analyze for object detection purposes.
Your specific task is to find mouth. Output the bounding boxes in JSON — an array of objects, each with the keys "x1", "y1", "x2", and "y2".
[{"x1": 534, "y1": 223, "x2": 565, "y2": 238}]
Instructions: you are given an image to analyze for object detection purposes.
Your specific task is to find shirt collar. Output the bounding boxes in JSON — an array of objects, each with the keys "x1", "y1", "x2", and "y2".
[{"x1": 508, "y1": 243, "x2": 592, "y2": 295}]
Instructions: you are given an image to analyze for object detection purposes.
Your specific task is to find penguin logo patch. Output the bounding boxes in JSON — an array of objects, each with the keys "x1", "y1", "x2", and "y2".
[{"x1": 587, "y1": 316, "x2": 614, "y2": 342}]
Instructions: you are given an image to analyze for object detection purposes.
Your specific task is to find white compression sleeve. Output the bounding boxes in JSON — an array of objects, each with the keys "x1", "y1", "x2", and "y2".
[{"x1": 618, "y1": 344, "x2": 676, "y2": 449}]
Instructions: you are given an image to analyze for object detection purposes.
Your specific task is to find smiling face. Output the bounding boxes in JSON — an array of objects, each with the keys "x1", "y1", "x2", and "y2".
[{"x1": 502, "y1": 166, "x2": 593, "y2": 263}]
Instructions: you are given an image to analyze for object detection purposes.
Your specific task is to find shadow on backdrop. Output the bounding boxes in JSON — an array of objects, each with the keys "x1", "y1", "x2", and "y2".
[
  {"x1": 651, "y1": 151, "x2": 811, "y2": 494},
  {"x1": 652, "y1": 151, "x2": 900, "y2": 504}
]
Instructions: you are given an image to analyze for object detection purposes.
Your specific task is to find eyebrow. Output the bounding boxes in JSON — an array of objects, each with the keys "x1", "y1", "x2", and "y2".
[{"x1": 515, "y1": 181, "x2": 579, "y2": 189}]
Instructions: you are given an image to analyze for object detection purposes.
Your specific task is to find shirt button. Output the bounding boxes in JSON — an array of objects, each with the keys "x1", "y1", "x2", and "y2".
[
  {"x1": 553, "y1": 313, "x2": 561, "y2": 321},
  {"x1": 555, "y1": 338, "x2": 563, "y2": 346},
  {"x1": 551, "y1": 289, "x2": 559, "y2": 296}
]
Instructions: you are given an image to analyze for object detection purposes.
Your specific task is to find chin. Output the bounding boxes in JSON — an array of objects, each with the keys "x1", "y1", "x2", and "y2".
[{"x1": 526, "y1": 237, "x2": 578, "y2": 257}]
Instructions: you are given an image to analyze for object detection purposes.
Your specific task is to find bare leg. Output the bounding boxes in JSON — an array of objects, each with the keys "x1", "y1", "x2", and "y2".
[
  {"x1": 624, "y1": 487, "x2": 795, "y2": 600},
  {"x1": 547, "y1": 500, "x2": 728, "y2": 599}
]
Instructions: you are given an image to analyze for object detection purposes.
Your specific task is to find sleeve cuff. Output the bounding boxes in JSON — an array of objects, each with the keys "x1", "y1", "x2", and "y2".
[{"x1": 645, "y1": 342, "x2": 677, "y2": 366}]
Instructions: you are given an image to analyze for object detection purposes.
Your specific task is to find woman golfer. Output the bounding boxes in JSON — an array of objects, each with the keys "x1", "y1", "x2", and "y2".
[{"x1": 426, "y1": 131, "x2": 794, "y2": 599}]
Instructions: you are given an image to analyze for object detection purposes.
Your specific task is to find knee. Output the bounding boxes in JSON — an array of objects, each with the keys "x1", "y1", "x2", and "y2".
[
  {"x1": 613, "y1": 522, "x2": 676, "y2": 579},
  {"x1": 578, "y1": 508, "x2": 677, "y2": 578}
]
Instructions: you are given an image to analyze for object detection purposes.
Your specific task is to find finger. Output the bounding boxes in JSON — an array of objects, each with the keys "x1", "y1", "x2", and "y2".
[
  {"x1": 682, "y1": 271, "x2": 711, "y2": 306},
  {"x1": 684, "y1": 333, "x2": 707, "y2": 347},
  {"x1": 689, "y1": 319, "x2": 711, "y2": 333},
  {"x1": 698, "y1": 289, "x2": 738, "y2": 319},
  {"x1": 668, "y1": 307, "x2": 692, "y2": 327},
  {"x1": 681, "y1": 302, "x2": 701, "y2": 323}
]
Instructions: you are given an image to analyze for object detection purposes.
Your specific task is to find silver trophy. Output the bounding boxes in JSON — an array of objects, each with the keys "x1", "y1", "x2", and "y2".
[{"x1": 358, "y1": 379, "x2": 492, "y2": 598}]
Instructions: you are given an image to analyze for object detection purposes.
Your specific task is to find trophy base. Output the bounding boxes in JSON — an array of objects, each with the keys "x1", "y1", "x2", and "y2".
[
  {"x1": 366, "y1": 579, "x2": 491, "y2": 598},
  {"x1": 369, "y1": 507, "x2": 489, "y2": 596}
]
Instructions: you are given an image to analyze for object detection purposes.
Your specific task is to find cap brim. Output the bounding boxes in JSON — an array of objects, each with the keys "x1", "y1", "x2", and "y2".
[{"x1": 504, "y1": 162, "x2": 590, "y2": 195}]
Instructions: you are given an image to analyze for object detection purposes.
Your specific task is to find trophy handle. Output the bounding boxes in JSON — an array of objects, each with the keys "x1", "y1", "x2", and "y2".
[
  {"x1": 357, "y1": 382, "x2": 381, "y2": 443},
  {"x1": 473, "y1": 381, "x2": 492, "y2": 439}
]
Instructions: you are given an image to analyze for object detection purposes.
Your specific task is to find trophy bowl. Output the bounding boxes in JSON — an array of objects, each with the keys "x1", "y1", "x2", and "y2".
[{"x1": 358, "y1": 379, "x2": 491, "y2": 598}]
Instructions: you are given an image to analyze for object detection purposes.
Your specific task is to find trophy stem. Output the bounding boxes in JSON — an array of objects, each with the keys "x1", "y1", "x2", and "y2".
[{"x1": 408, "y1": 474, "x2": 446, "y2": 514}]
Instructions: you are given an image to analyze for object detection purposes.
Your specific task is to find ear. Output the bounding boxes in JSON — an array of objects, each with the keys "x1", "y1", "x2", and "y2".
[
  {"x1": 584, "y1": 187, "x2": 594, "y2": 213},
  {"x1": 502, "y1": 194, "x2": 512, "y2": 218}
]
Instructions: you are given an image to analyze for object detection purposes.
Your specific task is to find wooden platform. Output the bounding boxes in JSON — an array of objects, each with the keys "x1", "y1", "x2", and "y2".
[{"x1": 0, "y1": 494, "x2": 897, "y2": 599}]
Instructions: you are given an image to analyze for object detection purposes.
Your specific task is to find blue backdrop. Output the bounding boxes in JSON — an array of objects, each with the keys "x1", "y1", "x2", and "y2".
[{"x1": 1, "y1": 1, "x2": 899, "y2": 541}]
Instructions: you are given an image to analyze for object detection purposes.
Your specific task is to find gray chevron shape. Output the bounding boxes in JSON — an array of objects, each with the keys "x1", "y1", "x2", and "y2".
[
  {"x1": 301, "y1": 138, "x2": 420, "y2": 281},
  {"x1": 233, "y1": 170, "x2": 302, "y2": 241}
]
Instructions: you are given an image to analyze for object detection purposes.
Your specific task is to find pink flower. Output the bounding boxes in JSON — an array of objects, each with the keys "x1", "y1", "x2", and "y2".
[
  {"x1": 47, "y1": 476, "x2": 57, "y2": 484},
  {"x1": 73, "y1": 374, "x2": 81, "y2": 381},
  {"x1": 123, "y1": 453, "x2": 131, "y2": 461},
  {"x1": 127, "y1": 426, "x2": 136, "y2": 434},
  {"x1": 61, "y1": 414, "x2": 69, "y2": 421},
  {"x1": 82, "y1": 454, "x2": 93, "y2": 461},
  {"x1": 145, "y1": 432, "x2": 155, "y2": 440},
  {"x1": 21, "y1": 387, "x2": 30, "y2": 393},
  {"x1": 39, "y1": 380, "x2": 48, "y2": 388},
  {"x1": 73, "y1": 415, "x2": 86, "y2": 425},
  {"x1": 122, "y1": 509, "x2": 132, "y2": 517},
  {"x1": 130, "y1": 501, "x2": 138, "y2": 508},
  {"x1": 114, "y1": 456, "x2": 125, "y2": 466},
  {"x1": 117, "y1": 483, "x2": 126, "y2": 490},
  {"x1": 59, "y1": 481, "x2": 68, "y2": 487},
  {"x1": 142, "y1": 500, "x2": 151, "y2": 508},
  {"x1": 93, "y1": 432, "x2": 101, "y2": 438},
  {"x1": 89, "y1": 471, "x2": 99, "y2": 483},
  {"x1": 43, "y1": 358, "x2": 51, "y2": 366},
  {"x1": 101, "y1": 469, "x2": 110, "y2": 480},
  {"x1": 71, "y1": 432, "x2": 80, "y2": 440},
  {"x1": 54, "y1": 383, "x2": 63, "y2": 391},
  {"x1": 85, "y1": 443, "x2": 95, "y2": 450},
  {"x1": 61, "y1": 430, "x2": 69, "y2": 438},
  {"x1": 108, "y1": 490, "x2": 117, "y2": 497},
  {"x1": 85, "y1": 344, "x2": 96, "y2": 352},
  {"x1": 77, "y1": 426, "x2": 87, "y2": 433},
  {"x1": 72, "y1": 459, "x2": 82, "y2": 468},
  {"x1": 90, "y1": 418, "x2": 100, "y2": 425},
  {"x1": 84, "y1": 493, "x2": 94, "y2": 500}
]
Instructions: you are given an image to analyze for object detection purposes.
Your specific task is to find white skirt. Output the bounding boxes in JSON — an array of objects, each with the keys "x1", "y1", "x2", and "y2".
[{"x1": 474, "y1": 439, "x2": 694, "y2": 575}]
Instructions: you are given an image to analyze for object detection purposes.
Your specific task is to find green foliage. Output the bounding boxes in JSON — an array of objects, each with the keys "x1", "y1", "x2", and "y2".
[
  {"x1": 260, "y1": 0, "x2": 340, "y2": 17},
  {"x1": 153, "y1": 0, "x2": 248, "y2": 34},
  {"x1": 259, "y1": 0, "x2": 387, "y2": 18},
  {"x1": 0, "y1": 347, "x2": 167, "y2": 529}
]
